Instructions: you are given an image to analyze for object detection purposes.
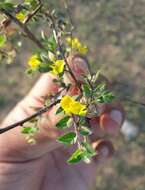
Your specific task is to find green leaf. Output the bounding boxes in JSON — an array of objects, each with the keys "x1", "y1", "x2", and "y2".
[
  {"x1": 25, "y1": 68, "x2": 35, "y2": 75},
  {"x1": 41, "y1": 30, "x2": 46, "y2": 40},
  {"x1": 58, "y1": 132, "x2": 76, "y2": 145},
  {"x1": 21, "y1": 126, "x2": 38, "y2": 134},
  {"x1": 96, "y1": 91, "x2": 115, "y2": 103},
  {"x1": 47, "y1": 35, "x2": 57, "y2": 52},
  {"x1": 94, "y1": 83, "x2": 115, "y2": 103},
  {"x1": 81, "y1": 142, "x2": 96, "y2": 157},
  {"x1": 94, "y1": 83, "x2": 105, "y2": 94},
  {"x1": 39, "y1": 52, "x2": 50, "y2": 62},
  {"x1": 0, "y1": 2, "x2": 14, "y2": 12},
  {"x1": 67, "y1": 149, "x2": 83, "y2": 164},
  {"x1": 38, "y1": 64, "x2": 50, "y2": 73},
  {"x1": 0, "y1": 34, "x2": 6, "y2": 48},
  {"x1": 79, "y1": 117, "x2": 86, "y2": 125},
  {"x1": 67, "y1": 143, "x2": 96, "y2": 164},
  {"x1": 56, "y1": 116, "x2": 70, "y2": 129},
  {"x1": 82, "y1": 83, "x2": 91, "y2": 97},
  {"x1": 93, "y1": 70, "x2": 100, "y2": 82},
  {"x1": 79, "y1": 126, "x2": 92, "y2": 136},
  {"x1": 24, "y1": 0, "x2": 37, "y2": 7},
  {"x1": 56, "y1": 106, "x2": 64, "y2": 115}
]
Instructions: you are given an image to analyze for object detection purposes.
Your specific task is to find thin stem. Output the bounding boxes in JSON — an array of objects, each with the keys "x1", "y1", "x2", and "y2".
[
  {"x1": 0, "y1": 99, "x2": 60, "y2": 134},
  {"x1": 46, "y1": 12, "x2": 82, "y2": 92},
  {"x1": 64, "y1": 0, "x2": 93, "y2": 77},
  {"x1": 120, "y1": 97, "x2": 145, "y2": 107},
  {"x1": 64, "y1": 0, "x2": 75, "y2": 52},
  {"x1": 64, "y1": 0, "x2": 75, "y2": 32},
  {"x1": 72, "y1": 115, "x2": 81, "y2": 149},
  {"x1": 24, "y1": 3, "x2": 42, "y2": 24},
  {"x1": 0, "y1": 8, "x2": 45, "y2": 49},
  {"x1": 0, "y1": 87, "x2": 67, "y2": 134}
]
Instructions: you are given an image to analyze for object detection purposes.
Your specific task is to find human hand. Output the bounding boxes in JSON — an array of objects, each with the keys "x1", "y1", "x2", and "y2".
[{"x1": 0, "y1": 55, "x2": 125, "y2": 190}]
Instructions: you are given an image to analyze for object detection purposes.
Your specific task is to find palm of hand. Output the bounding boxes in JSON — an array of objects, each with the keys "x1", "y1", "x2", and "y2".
[{"x1": 21, "y1": 148, "x2": 97, "y2": 190}]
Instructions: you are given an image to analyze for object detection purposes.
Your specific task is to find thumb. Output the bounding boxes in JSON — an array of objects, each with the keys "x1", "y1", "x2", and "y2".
[{"x1": 0, "y1": 73, "x2": 62, "y2": 161}]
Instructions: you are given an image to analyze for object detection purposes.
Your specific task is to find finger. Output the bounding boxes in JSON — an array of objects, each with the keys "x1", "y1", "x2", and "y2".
[
  {"x1": 88, "y1": 70, "x2": 125, "y2": 138},
  {"x1": 89, "y1": 102, "x2": 125, "y2": 140},
  {"x1": 92, "y1": 139, "x2": 114, "y2": 164},
  {"x1": 100, "y1": 113, "x2": 121, "y2": 135},
  {"x1": 99, "y1": 102, "x2": 125, "y2": 135}
]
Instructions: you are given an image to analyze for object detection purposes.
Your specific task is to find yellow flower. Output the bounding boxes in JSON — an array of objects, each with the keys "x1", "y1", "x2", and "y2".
[
  {"x1": 66, "y1": 37, "x2": 81, "y2": 49},
  {"x1": 78, "y1": 45, "x2": 88, "y2": 55},
  {"x1": 72, "y1": 38, "x2": 81, "y2": 49},
  {"x1": 28, "y1": 54, "x2": 41, "y2": 70},
  {"x1": 16, "y1": 12, "x2": 26, "y2": 22},
  {"x1": 66, "y1": 37, "x2": 88, "y2": 55},
  {"x1": 66, "y1": 37, "x2": 72, "y2": 45},
  {"x1": 61, "y1": 96, "x2": 73, "y2": 114},
  {"x1": 60, "y1": 96, "x2": 87, "y2": 116},
  {"x1": 51, "y1": 60, "x2": 65, "y2": 75}
]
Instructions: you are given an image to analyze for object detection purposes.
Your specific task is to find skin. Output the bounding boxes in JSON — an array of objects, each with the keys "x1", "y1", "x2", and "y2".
[{"x1": 0, "y1": 56, "x2": 124, "y2": 190}]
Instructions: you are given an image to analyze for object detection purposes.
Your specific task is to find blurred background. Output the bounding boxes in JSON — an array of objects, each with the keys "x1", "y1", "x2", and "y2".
[{"x1": 0, "y1": 0, "x2": 145, "y2": 189}]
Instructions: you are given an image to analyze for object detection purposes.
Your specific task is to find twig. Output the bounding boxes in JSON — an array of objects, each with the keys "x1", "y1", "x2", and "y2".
[
  {"x1": 64, "y1": 0, "x2": 75, "y2": 32},
  {"x1": 72, "y1": 115, "x2": 81, "y2": 148},
  {"x1": 121, "y1": 97, "x2": 145, "y2": 107},
  {"x1": 45, "y1": 12, "x2": 82, "y2": 92},
  {"x1": 0, "y1": 86, "x2": 67, "y2": 134},
  {"x1": 64, "y1": 0, "x2": 93, "y2": 77},
  {"x1": 63, "y1": 0, "x2": 81, "y2": 80},
  {"x1": 24, "y1": 2, "x2": 42, "y2": 24},
  {"x1": 0, "y1": 8, "x2": 45, "y2": 49},
  {"x1": 0, "y1": 99, "x2": 60, "y2": 134},
  {"x1": 112, "y1": 81, "x2": 145, "y2": 107}
]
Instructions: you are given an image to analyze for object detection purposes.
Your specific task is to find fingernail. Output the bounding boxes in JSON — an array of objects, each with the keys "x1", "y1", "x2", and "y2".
[
  {"x1": 100, "y1": 146, "x2": 110, "y2": 157},
  {"x1": 110, "y1": 110, "x2": 122, "y2": 126},
  {"x1": 92, "y1": 139, "x2": 114, "y2": 162}
]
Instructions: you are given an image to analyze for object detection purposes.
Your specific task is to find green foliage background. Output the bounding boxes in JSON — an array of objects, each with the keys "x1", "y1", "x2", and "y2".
[{"x1": 0, "y1": 0, "x2": 145, "y2": 189}]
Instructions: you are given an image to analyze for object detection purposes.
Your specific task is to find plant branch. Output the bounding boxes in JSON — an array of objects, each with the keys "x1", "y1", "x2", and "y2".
[
  {"x1": 120, "y1": 97, "x2": 145, "y2": 107},
  {"x1": 0, "y1": 86, "x2": 68, "y2": 134},
  {"x1": 24, "y1": 1, "x2": 43, "y2": 24},
  {"x1": 0, "y1": 99, "x2": 60, "y2": 134},
  {"x1": 72, "y1": 115, "x2": 81, "y2": 148},
  {"x1": 0, "y1": 8, "x2": 45, "y2": 49},
  {"x1": 64, "y1": 0, "x2": 93, "y2": 77},
  {"x1": 45, "y1": 12, "x2": 82, "y2": 92},
  {"x1": 64, "y1": 0, "x2": 75, "y2": 32}
]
